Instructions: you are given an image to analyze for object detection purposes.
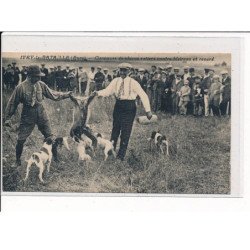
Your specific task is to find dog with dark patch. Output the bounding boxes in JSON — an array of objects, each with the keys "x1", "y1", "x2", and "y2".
[
  {"x1": 95, "y1": 133, "x2": 116, "y2": 161},
  {"x1": 24, "y1": 138, "x2": 53, "y2": 183},
  {"x1": 69, "y1": 93, "x2": 97, "y2": 147},
  {"x1": 148, "y1": 131, "x2": 169, "y2": 155}
]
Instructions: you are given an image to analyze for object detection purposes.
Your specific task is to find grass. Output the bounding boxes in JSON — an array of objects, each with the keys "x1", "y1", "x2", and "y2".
[{"x1": 2, "y1": 90, "x2": 231, "y2": 194}]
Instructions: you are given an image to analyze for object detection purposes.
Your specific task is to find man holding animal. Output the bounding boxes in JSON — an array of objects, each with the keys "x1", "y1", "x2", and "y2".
[
  {"x1": 95, "y1": 63, "x2": 153, "y2": 161},
  {"x1": 4, "y1": 65, "x2": 72, "y2": 167}
]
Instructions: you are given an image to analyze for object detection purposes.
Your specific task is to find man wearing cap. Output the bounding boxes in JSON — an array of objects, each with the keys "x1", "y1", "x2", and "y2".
[
  {"x1": 136, "y1": 68, "x2": 147, "y2": 92},
  {"x1": 178, "y1": 80, "x2": 191, "y2": 115},
  {"x1": 62, "y1": 65, "x2": 71, "y2": 91},
  {"x1": 4, "y1": 64, "x2": 15, "y2": 89},
  {"x1": 209, "y1": 75, "x2": 222, "y2": 116},
  {"x1": 220, "y1": 70, "x2": 231, "y2": 116},
  {"x1": 193, "y1": 75, "x2": 204, "y2": 116},
  {"x1": 88, "y1": 67, "x2": 96, "y2": 94},
  {"x1": 186, "y1": 67, "x2": 196, "y2": 114},
  {"x1": 40, "y1": 64, "x2": 49, "y2": 84},
  {"x1": 12, "y1": 62, "x2": 21, "y2": 88},
  {"x1": 4, "y1": 65, "x2": 72, "y2": 167},
  {"x1": 78, "y1": 66, "x2": 88, "y2": 95},
  {"x1": 182, "y1": 66, "x2": 190, "y2": 81},
  {"x1": 201, "y1": 69, "x2": 214, "y2": 116},
  {"x1": 94, "y1": 66, "x2": 105, "y2": 91},
  {"x1": 95, "y1": 63, "x2": 152, "y2": 161},
  {"x1": 55, "y1": 65, "x2": 64, "y2": 91},
  {"x1": 103, "y1": 68, "x2": 112, "y2": 88},
  {"x1": 21, "y1": 66, "x2": 28, "y2": 82},
  {"x1": 47, "y1": 67, "x2": 56, "y2": 89},
  {"x1": 171, "y1": 73, "x2": 183, "y2": 115}
]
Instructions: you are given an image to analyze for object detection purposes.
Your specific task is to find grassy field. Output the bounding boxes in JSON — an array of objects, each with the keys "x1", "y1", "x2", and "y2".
[{"x1": 2, "y1": 89, "x2": 231, "y2": 194}]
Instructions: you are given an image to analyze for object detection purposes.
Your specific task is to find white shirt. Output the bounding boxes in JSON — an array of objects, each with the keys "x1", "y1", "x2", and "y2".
[
  {"x1": 88, "y1": 71, "x2": 95, "y2": 81},
  {"x1": 97, "y1": 76, "x2": 151, "y2": 112},
  {"x1": 183, "y1": 73, "x2": 190, "y2": 81}
]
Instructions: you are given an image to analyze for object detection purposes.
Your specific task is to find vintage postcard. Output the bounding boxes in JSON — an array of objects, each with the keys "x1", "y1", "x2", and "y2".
[{"x1": 1, "y1": 33, "x2": 242, "y2": 196}]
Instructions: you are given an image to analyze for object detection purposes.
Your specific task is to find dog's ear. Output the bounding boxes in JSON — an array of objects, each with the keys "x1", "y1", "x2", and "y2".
[
  {"x1": 151, "y1": 131, "x2": 157, "y2": 139},
  {"x1": 45, "y1": 137, "x2": 53, "y2": 145},
  {"x1": 96, "y1": 133, "x2": 102, "y2": 138}
]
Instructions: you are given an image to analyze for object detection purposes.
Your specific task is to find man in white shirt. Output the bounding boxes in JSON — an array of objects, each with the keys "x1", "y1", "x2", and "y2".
[
  {"x1": 88, "y1": 66, "x2": 95, "y2": 94},
  {"x1": 96, "y1": 63, "x2": 153, "y2": 161}
]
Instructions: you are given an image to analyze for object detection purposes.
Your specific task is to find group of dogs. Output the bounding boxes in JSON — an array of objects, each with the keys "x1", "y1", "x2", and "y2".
[{"x1": 24, "y1": 93, "x2": 170, "y2": 183}]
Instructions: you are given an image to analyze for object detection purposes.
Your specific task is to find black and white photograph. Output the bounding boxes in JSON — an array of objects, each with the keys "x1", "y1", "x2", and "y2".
[{"x1": 1, "y1": 34, "x2": 241, "y2": 196}]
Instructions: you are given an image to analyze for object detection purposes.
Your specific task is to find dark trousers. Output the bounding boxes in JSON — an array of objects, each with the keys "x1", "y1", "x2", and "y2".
[
  {"x1": 111, "y1": 100, "x2": 136, "y2": 160},
  {"x1": 220, "y1": 100, "x2": 231, "y2": 115},
  {"x1": 80, "y1": 81, "x2": 87, "y2": 95}
]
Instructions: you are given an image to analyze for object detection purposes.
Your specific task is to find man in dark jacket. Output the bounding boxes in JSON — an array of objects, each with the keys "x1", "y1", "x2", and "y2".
[
  {"x1": 40, "y1": 64, "x2": 49, "y2": 84},
  {"x1": 220, "y1": 70, "x2": 231, "y2": 115},
  {"x1": 21, "y1": 66, "x2": 28, "y2": 82},
  {"x1": 4, "y1": 64, "x2": 14, "y2": 89},
  {"x1": 4, "y1": 65, "x2": 72, "y2": 167},
  {"x1": 12, "y1": 62, "x2": 20, "y2": 88},
  {"x1": 94, "y1": 66, "x2": 105, "y2": 91},
  {"x1": 136, "y1": 68, "x2": 148, "y2": 92}
]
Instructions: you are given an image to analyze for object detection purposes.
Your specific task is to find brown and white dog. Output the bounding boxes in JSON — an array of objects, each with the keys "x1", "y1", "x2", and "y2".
[
  {"x1": 24, "y1": 137, "x2": 69, "y2": 183},
  {"x1": 95, "y1": 133, "x2": 116, "y2": 161},
  {"x1": 77, "y1": 140, "x2": 92, "y2": 162},
  {"x1": 148, "y1": 131, "x2": 169, "y2": 155},
  {"x1": 24, "y1": 138, "x2": 53, "y2": 183}
]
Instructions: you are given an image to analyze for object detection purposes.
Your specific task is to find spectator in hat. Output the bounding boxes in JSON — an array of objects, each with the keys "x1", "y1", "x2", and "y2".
[
  {"x1": 182, "y1": 66, "x2": 190, "y2": 81},
  {"x1": 68, "y1": 68, "x2": 77, "y2": 93},
  {"x1": 201, "y1": 68, "x2": 213, "y2": 116},
  {"x1": 186, "y1": 67, "x2": 196, "y2": 115},
  {"x1": 112, "y1": 69, "x2": 118, "y2": 79},
  {"x1": 88, "y1": 66, "x2": 96, "y2": 94},
  {"x1": 193, "y1": 75, "x2": 204, "y2": 116},
  {"x1": 12, "y1": 62, "x2": 20, "y2": 88},
  {"x1": 4, "y1": 64, "x2": 14, "y2": 90},
  {"x1": 161, "y1": 71, "x2": 172, "y2": 113},
  {"x1": 55, "y1": 65, "x2": 64, "y2": 91},
  {"x1": 40, "y1": 63, "x2": 49, "y2": 83},
  {"x1": 209, "y1": 75, "x2": 222, "y2": 116},
  {"x1": 4, "y1": 65, "x2": 72, "y2": 167},
  {"x1": 94, "y1": 66, "x2": 105, "y2": 91},
  {"x1": 20, "y1": 66, "x2": 28, "y2": 82},
  {"x1": 179, "y1": 80, "x2": 191, "y2": 115},
  {"x1": 150, "y1": 65, "x2": 157, "y2": 78},
  {"x1": 136, "y1": 68, "x2": 148, "y2": 92},
  {"x1": 78, "y1": 66, "x2": 89, "y2": 95},
  {"x1": 62, "y1": 65, "x2": 71, "y2": 91},
  {"x1": 220, "y1": 70, "x2": 231, "y2": 116},
  {"x1": 48, "y1": 67, "x2": 56, "y2": 89},
  {"x1": 95, "y1": 63, "x2": 152, "y2": 161},
  {"x1": 152, "y1": 70, "x2": 163, "y2": 112},
  {"x1": 103, "y1": 68, "x2": 112, "y2": 88},
  {"x1": 171, "y1": 73, "x2": 183, "y2": 115}
]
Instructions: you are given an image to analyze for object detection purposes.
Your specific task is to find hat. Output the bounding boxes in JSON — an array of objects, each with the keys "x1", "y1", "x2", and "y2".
[
  {"x1": 118, "y1": 63, "x2": 132, "y2": 69},
  {"x1": 183, "y1": 66, "x2": 189, "y2": 70},
  {"x1": 27, "y1": 65, "x2": 45, "y2": 77},
  {"x1": 157, "y1": 66, "x2": 163, "y2": 70},
  {"x1": 57, "y1": 65, "x2": 61, "y2": 67},
  {"x1": 7, "y1": 64, "x2": 11, "y2": 67},
  {"x1": 41, "y1": 63, "x2": 45, "y2": 66},
  {"x1": 49, "y1": 67, "x2": 54, "y2": 69},
  {"x1": 66, "y1": 64, "x2": 70, "y2": 68},
  {"x1": 174, "y1": 67, "x2": 180, "y2": 71},
  {"x1": 97, "y1": 66, "x2": 102, "y2": 69},
  {"x1": 194, "y1": 74, "x2": 202, "y2": 79},
  {"x1": 204, "y1": 68, "x2": 211, "y2": 74},
  {"x1": 103, "y1": 68, "x2": 108, "y2": 71},
  {"x1": 213, "y1": 75, "x2": 220, "y2": 79},
  {"x1": 151, "y1": 65, "x2": 156, "y2": 68},
  {"x1": 161, "y1": 71, "x2": 167, "y2": 75},
  {"x1": 12, "y1": 62, "x2": 16, "y2": 64},
  {"x1": 189, "y1": 67, "x2": 195, "y2": 73},
  {"x1": 138, "y1": 68, "x2": 145, "y2": 72},
  {"x1": 166, "y1": 64, "x2": 173, "y2": 69},
  {"x1": 220, "y1": 70, "x2": 228, "y2": 75},
  {"x1": 113, "y1": 69, "x2": 117, "y2": 72}
]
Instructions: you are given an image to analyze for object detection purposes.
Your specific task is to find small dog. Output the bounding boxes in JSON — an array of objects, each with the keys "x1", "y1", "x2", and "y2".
[
  {"x1": 96, "y1": 133, "x2": 116, "y2": 161},
  {"x1": 24, "y1": 138, "x2": 53, "y2": 183},
  {"x1": 77, "y1": 140, "x2": 92, "y2": 162},
  {"x1": 148, "y1": 131, "x2": 169, "y2": 155}
]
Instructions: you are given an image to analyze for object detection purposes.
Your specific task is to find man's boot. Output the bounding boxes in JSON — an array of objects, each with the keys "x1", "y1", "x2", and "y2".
[{"x1": 15, "y1": 140, "x2": 25, "y2": 167}]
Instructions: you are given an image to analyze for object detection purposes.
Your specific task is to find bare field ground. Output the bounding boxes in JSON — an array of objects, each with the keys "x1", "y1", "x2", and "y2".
[{"x1": 2, "y1": 90, "x2": 231, "y2": 194}]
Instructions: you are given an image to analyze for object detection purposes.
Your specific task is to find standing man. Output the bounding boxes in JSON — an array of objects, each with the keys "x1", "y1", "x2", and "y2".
[
  {"x1": 182, "y1": 66, "x2": 190, "y2": 81},
  {"x1": 103, "y1": 68, "x2": 112, "y2": 88},
  {"x1": 94, "y1": 66, "x2": 105, "y2": 91},
  {"x1": 187, "y1": 67, "x2": 196, "y2": 114},
  {"x1": 4, "y1": 64, "x2": 14, "y2": 90},
  {"x1": 220, "y1": 70, "x2": 231, "y2": 116},
  {"x1": 78, "y1": 66, "x2": 89, "y2": 95},
  {"x1": 209, "y1": 75, "x2": 222, "y2": 116},
  {"x1": 63, "y1": 65, "x2": 71, "y2": 91},
  {"x1": 179, "y1": 80, "x2": 191, "y2": 115},
  {"x1": 4, "y1": 65, "x2": 72, "y2": 167},
  {"x1": 20, "y1": 66, "x2": 28, "y2": 82},
  {"x1": 47, "y1": 67, "x2": 56, "y2": 89},
  {"x1": 88, "y1": 66, "x2": 96, "y2": 94},
  {"x1": 40, "y1": 63, "x2": 49, "y2": 84},
  {"x1": 136, "y1": 68, "x2": 148, "y2": 92},
  {"x1": 171, "y1": 74, "x2": 183, "y2": 115},
  {"x1": 96, "y1": 63, "x2": 152, "y2": 161},
  {"x1": 55, "y1": 65, "x2": 64, "y2": 91},
  {"x1": 12, "y1": 62, "x2": 21, "y2": 88}
]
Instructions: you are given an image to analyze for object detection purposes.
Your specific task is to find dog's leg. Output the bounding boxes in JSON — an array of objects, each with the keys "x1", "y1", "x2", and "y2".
[
  {"x1": 24, "y1": 161, "x2": 32, "y2": 181},
  {"x1": 112, "y1": 149, "x2": 116, "y2": 158},
  {"x1": 104, "y1": 148, "x2": 109, "y2": 161},
  {"x1": 47, "y1": 154, "x2": 52, "y2": 172},
  {"x1": 160, "y1": 145, "x2": 164, "y2": 154},
  {"x1": 166, "y1": 142, "x2": 169, "y2": 156},
  {"x1": 38, "y1": 162, "x2": 45, "y2": 183}
]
